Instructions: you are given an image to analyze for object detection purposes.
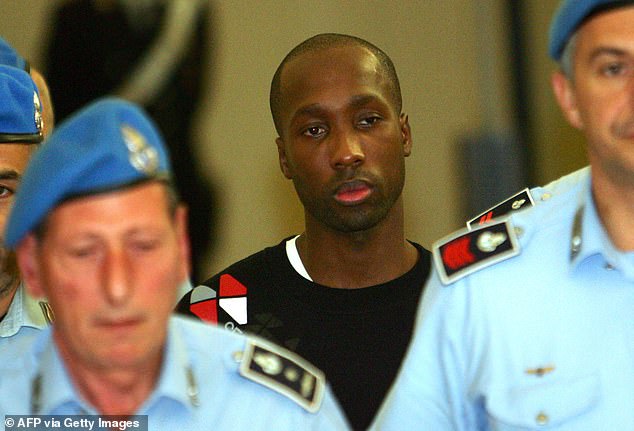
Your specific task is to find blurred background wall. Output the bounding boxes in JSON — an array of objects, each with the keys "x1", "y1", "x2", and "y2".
[{"x1": 0, "y1": 0, "x2": 587, "y2": 280}]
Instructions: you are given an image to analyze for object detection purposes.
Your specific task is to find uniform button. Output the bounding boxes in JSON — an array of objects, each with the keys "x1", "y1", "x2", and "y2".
[
  {"x1": 233, "y1": 351, "x2": 244, "y2": 362},
  {"x1": 605, "y1": 263, "x2": 615, "y2": 271},
  {"x1": 514, "y1": 227, "x2": 524, "y2": 238},
  {"x1": 541, "y1": 193, "x2": 552, "y2": 201},
  {"x1": 535, "y1": 412, "x2": 549, "y2": 426}
]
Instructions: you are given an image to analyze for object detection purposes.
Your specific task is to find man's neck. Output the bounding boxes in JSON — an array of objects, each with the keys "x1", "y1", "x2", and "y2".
[
  {"x1": 592, "y1": 172, "x2": 634, "y2": 251},
  {"x1": 57, "y1": 341, "x2": 162, "y2": 415},
  {"x1": 298, "y1": 203, "x2": 418, "y2": 288}
]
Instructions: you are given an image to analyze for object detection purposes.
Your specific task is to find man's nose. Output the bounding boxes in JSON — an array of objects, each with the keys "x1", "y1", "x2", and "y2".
[
  {"x1": 103, "y1": 248, "x2": 133, "y2": 306},
  {"x1": 330, "y1": 128, "x2": 365, "y2": 169}
]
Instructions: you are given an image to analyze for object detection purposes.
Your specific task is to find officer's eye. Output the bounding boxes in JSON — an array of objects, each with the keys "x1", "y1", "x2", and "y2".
[
  {"x1": 600, "y1": 61, "x2": 626, "y2": 77},
  {"x1": 67, "y1": 245, "x2": 99, "y2": 259},
  {"x1": 0, "y1": 186, "x2": 14, "y2": 199},
  {"x1": 131, "y1": 239, "x2": 160, "y2": 252}
]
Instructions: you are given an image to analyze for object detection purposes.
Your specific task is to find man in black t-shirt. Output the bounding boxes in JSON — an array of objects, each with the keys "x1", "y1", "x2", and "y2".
[{"x1": 177, "y1": 33, "x2": 431, "y2": 430}]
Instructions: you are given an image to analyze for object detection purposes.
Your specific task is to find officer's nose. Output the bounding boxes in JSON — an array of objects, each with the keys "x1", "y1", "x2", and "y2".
[{"x1": 103, "y1": 248, "x2": 133, "y2": 306}]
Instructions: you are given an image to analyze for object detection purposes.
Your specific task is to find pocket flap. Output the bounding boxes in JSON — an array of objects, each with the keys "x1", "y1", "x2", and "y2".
[{"x1": 486, "y1": 373, "x2": 600, "y2": 428}]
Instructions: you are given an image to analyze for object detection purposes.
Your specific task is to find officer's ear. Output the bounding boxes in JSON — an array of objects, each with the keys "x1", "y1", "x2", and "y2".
[
  {"x1": 552, "y1": 70, "x2": 584, "y2": 130},
  {"x1": 276, "y1": 137, "x2": 293, "y2": 179},
  {"x1": 16, "y1": 234, "x2": 46, "y2": 298}
]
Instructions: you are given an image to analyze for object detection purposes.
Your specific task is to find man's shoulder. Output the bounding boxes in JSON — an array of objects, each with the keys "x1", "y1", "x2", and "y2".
[
  {"x1": 175, "y1": 239, "x2": 290, "y2": 324},
  {"x1": 172, "y1": 316, "x2": 332, "y2": 415},
  {"x1": 465, "y1": 166, "x2": 588, "y2": 229},
  {"x1": 204, "y1": 238, "x2": 290, "y2": 284},
  {"x1": 433, "y1": 187, "x2": 578, "y2": 286}
]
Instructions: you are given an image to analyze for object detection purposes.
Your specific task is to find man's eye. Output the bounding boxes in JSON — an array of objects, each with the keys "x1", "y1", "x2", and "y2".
[
  {"x1": 132, "y1": 241, "x2": 159, "y2": 252},
  {"x1": 302, "y1": 126, "x2": 327, "y2": 138},
  {"x1": 601, "y1": 62, "x2": 626, "y2": 77},
  {"x1": 358, "y1": 116, "x2": 382, "y2": 127},
  {"x1": 68, "y1": 247, "x2": 97, "y2": 258},
  {"x1": 0, "y1": 186, "x2": 14, "y2": 199}
]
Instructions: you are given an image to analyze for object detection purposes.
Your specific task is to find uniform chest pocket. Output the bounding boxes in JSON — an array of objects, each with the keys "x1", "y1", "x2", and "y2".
[{"x1": 485, "y1": 373, "x2": 601, "y2": 430}]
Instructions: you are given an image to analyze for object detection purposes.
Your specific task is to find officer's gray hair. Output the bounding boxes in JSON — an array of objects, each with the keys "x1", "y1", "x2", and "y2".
[{"x1": 559, "y1": 33, "x2": 577, "y2": 80}]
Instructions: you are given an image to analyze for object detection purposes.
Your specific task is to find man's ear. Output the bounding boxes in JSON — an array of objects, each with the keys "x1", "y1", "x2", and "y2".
[
  {"x1": 174, "y1": 204, "x2": 191, "y2": 280},
  {"x1": 552, "y1": 71, "x2": 584, "y2": 130},
  {"x1": 276, "y1": 137, "x2": 293, "y2": 179},
  {"x1": 16, "y1": 234, "x2": 45, "y2": 298},
  {"x1": 400, "y1": 113, "x2": 413, "y2": 157}
]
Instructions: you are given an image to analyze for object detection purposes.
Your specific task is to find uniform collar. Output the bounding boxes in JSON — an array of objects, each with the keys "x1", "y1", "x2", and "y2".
[
  {"x1": 0, "y1": 284, "x2": 48, "y2": 338},
  {"x1": 570, "y1": 175, "x2": 634, "y2": 281},
  {"x1": 34, "y1": 329, "x2": 91, "y2": 414},
  {"x1": 33, "y1": 318, "x2": 197, "y2": 415},
  {"x1": 137, "y1": 318, "x2": 198, "y2": 415}
]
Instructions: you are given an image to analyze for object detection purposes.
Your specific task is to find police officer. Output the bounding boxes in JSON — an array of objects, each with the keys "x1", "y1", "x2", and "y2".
[
  {"x1": 0, "y1": 37, "x2": 54, "y2": 137},
  {"x1": 0, "y1": 65, "x2": 49, "y2": 346},
  {"x1": 0, "y1": 98, "x2": 349, "y2": 430},
  {"x1": 372, "y1": 1, "x2": 634, "y2": 429}
]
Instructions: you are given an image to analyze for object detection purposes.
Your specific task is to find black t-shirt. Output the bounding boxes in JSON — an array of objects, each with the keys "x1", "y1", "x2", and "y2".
[{"x1": 176, "y1": 238, "x2": 431, "y2": 430}]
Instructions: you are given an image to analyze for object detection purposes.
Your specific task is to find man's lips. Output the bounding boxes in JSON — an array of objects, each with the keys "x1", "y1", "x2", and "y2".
[
  {"x1": 334, "y1": 180, "x2": 372, "y2": 205},
  {"x1": 95, "y1": 316, "x2": 144, "y2": 331}
]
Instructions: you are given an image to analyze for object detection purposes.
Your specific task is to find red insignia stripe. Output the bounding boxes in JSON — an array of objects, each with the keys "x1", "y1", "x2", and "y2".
[
  {"x1": 478, "y1": 211, "x2": 493, "y2": 225},
  {"x1": 441, "y1": 236, "x2": 475, "y2": 271}
]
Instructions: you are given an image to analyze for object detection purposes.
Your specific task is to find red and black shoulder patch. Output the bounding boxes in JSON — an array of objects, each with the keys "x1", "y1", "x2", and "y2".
[
  {"x1": 433, "y1": 218, "x2": 520, "y2": 284},
  {"x1": 467, "y1": 188, "x2": 534, "y2": 229}
]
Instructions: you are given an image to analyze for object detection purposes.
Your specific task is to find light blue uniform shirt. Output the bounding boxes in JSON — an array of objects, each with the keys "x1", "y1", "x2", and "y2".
[
  {"x1": 373, "y1": 168, "x2": 634, "y2": 430},
  {"x1": 529, "y1": 166, "x2": 590, "y2": 204},
  {"x1": 0, "y1": 285, "x2": 48, "y2": 343},
  {"x1": 0, "y1": 316, "x2": 349, "y2": 430}
]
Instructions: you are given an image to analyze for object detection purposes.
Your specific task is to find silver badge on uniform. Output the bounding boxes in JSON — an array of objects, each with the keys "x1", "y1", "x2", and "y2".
[
  {"x1": 121, "y1": 124, "x2": 159, "y2": 174},
  {"x1": 476, "y1": 231, "x2": 508, "y2": 252},
  {"x1": 33, "y1": 91, "x2": 43, "y2": 136},
  {"x1": 239, "y1": 339, "x2": 325, "y2": 412}
]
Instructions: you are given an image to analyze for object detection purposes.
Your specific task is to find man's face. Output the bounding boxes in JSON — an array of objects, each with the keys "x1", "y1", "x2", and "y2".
[
  {"x1": 553, "y1": 6, "x2": 634, "y2": 186},
  {"x1": 18, "y1": 182, "x2": 189, "y2": 372},
  {"x1": 0, "y1": 144, "x2": 36, "y2": 301},
  {"x1": 275, "y1": 45, "x2": 412, "y2": 233}
]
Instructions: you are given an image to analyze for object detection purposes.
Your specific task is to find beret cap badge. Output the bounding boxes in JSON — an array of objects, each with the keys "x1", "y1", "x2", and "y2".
[
  {"x1": 33, "y1": 91, "x2": 43, "y2": 137},
  {"x1": 121, "y1": 124, "x2": 159, "y2": 175}
]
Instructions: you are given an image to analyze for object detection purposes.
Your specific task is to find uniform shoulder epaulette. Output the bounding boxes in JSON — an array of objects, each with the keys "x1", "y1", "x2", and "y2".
[
  {"x1": 239, "y1": 338, "x2": 325, "y2": 413},
  {"x1": 467, "y1": 188, "x2": 534, "y2": 229},
  {"x1": 434, "y1": 218, "x2": 520, "y2": 285}
]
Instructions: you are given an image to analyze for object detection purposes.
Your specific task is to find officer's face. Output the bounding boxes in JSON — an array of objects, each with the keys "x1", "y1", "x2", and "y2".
[
  {"x1": 0, "y1": 144, "x2": 36, "y2": 303},
  {"x1": 18, "y1": 182, "x2": 189, "y2": 374},
  {"x1": 553, "y1": 6, "x2": 634, "y2": 185},
  {"x1": 275, "y1": 45, "x2": 412, "y2": 233}
]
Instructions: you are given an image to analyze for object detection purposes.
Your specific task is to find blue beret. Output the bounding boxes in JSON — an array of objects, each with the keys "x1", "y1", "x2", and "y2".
[
  {"x1": 549, "y1": 0, "x2": 634, "y2": 60},
  {"x1": 0, "y1": 37, "x2": 27, "y2": 71},
  {"x1": 0, "y1": 65, "x2": 43, "y2": 143},
  {"x1": 5, "y1": 97, "x2": 172, "y2": 248}
]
